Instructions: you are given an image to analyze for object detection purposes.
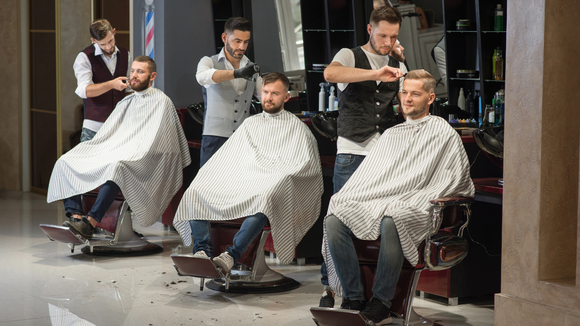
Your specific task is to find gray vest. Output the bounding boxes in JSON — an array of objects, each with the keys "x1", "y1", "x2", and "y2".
[{"x1": 203, "y1": 55, "x2": 256, "y2": 137}]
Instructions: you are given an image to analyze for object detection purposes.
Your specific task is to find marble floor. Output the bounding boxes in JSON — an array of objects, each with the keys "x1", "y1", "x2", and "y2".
[{"x1": 0, "y1": 191, "x2": 495, "y2": 326}]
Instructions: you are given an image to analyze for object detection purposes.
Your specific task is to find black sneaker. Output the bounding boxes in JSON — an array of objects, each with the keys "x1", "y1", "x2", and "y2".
[
  {"x1": 63, "y1": 218, "x2": 94, "y2": 240},
  {"x1": 319, "y1": 289, "x2": 335, "y2": 308},
  {"x1": 340, "y1": 298, "x2": 366, "y2": 311},
  {"x1": 362, "y1": 298, "x2": 392, "y2": 325}
]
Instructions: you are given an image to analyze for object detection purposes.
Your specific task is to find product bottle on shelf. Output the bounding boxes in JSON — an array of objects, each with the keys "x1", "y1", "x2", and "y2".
[
  {"x1": 318, "y1": 83, "x2": 326, "y2": 112},
  {"x1": 495, "y1": 89, "x2": 505, "y2": 126},
  {"x1": 328, "y1": 86, "x2": 336, "y2": 111},
  {"x1": 494, "y1": 48, "x2": 504, "y2": 81},
  {"x1": 494, "y1": 4, "x2": 504, "y2": 31},
  {"x1": 473, "y1": 90, "x2": 480, "y2": 120},
  {"x1": 492, "y1": 49, "x2": 497, "y2": 77},
  {"x1": 457, "y1": 88, "x2": 466, "y2": 111},
  {"x1": 482, "y1": 104, "x2": 494, "y2": 128},
  {"x1": 465, "y1": 89, "x2": 472, "y2": 117}
]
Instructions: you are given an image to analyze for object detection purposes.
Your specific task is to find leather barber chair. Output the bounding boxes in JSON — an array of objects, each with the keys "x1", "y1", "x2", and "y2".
[
  {"x1": 40, "y1": 188, "x2": 163, "y2": 256},
  {"x1": 311, "y1": 111, "x2": 338, "y2": 141},
  {"x1": 171, "y1": 217, "x2": 300, "y2": 293},
  {"x1": 311, "y1": 196, "x2": 474, "y2": 326}
]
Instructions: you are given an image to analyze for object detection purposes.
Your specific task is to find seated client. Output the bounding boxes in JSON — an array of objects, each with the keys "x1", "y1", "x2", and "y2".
[
  {"x1": 173, "y1": 72, "x2": 323, "y2": 272},
  {"x1": 322, "y1": 70, "x2": 474, "y2": 325},
  {"x1": 47, "y1": 56, "x2": 191, "y2": 238}
]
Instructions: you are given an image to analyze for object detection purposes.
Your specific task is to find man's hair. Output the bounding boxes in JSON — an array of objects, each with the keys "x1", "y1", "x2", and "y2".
[
  {"x1": 89, "y1": 19, "x2": 114, "y2": 41},
  {"x1": 370, "y1": 6, "x2": 402, "y2": 27},
  {"x1": 262, "y1": 72, "x2": 290, "y2": 93},
  {"x1": 224, "y1": 17, "x2": 251, "y2": 34},
  {"x1": 134, "y1": 55, "x2": 157, "y2": 73},
  {"x1": 405, "y1": 69, "x2": 436, "y2": 93}
]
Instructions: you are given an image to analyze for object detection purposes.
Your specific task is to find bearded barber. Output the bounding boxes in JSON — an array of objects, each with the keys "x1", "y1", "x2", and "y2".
[
  {"x1": 73, "y1": 19, "x2": 132, "y2": 142},
  {"x1": 196, "y1": 17, "x2": 262, "y2": 167}
]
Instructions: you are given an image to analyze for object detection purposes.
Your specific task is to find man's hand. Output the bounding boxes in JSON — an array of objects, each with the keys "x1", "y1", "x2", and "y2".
[
  {"x1": 111, "y1": 76, "x2": 129, "y2": 91},
  {"x1": 234, "y1": 63, "x2": 259, "y2": 80},
  {"x1": 376, "y1": 66, "x2": 404, "y2": 83}
]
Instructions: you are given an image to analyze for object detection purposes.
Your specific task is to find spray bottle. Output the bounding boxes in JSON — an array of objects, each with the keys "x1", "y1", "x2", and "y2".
[
  {"x1": 328, "y1": 86, "x2": 336, "y2": 111},
  {"x1": 319, "y1": 83, "x2": 326, "y2": 112}
]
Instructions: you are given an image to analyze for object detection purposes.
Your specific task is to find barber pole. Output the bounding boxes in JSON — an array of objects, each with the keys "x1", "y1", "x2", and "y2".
[{"x1": 144, "y1": 0, "x2": 154, "y2": 59}]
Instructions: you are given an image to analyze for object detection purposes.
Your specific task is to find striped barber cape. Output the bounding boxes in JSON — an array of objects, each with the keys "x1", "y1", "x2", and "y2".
[
  {"x1": 323, "y1": 115, "x2": 474, "y2": 295},
  {"x1": 47, "y1": 87, "x2": 191, "y2": 227},
  {"x1": 173, "y1": 110, "x2": 323, "y2": 264}
]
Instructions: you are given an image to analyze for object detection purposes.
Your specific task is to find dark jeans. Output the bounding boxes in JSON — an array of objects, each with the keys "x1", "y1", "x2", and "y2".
[
  {"x1": 190, "y1": 213, "x2": 268, "y2": 261},
  {"x1": 321, "y1": 153, "x2": 366, "y2": 286},
  {"x1": 80, "y1": 127, "x2": 97, "y2": 142},
  {"x1": 62, "y1": 181, "x2": 120, "y2": 223},
  {"x1": 326, "y1": 215, "x2": 403, "y2": 308},
  {"x1": 199, "y1": 135, "x2": 228, "y2": 167}
]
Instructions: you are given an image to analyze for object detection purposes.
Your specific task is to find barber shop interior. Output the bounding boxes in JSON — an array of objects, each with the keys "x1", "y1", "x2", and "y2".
[{"x1": 1, "y1": 0, "x2": 579, "y2": 325}]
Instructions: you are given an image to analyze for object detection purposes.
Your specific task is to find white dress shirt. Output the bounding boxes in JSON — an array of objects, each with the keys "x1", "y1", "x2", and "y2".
[{"x1": 73, "y1": 44, "x2": 132, "y2": 132}]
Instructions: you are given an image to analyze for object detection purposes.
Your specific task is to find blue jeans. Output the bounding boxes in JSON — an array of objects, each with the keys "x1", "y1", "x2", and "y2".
[
  {"x1": 189, "y1": 213, "x2": 268, "y2": 261},
  {"x1": 325, "y1": 214, "x2": 404, "y2": 308},
  {"x1": 62, "y1": 181, "x2": 120, "y2": 223},
  {"x1": 321, "y1": 153, "x2": 366, "y2": 286},
  {"x1": 80, "y1": 127, "x2": 97, "y2": 142},
  {"x1": 199, "y1": 135, "x2": 228, "y2": 167}
]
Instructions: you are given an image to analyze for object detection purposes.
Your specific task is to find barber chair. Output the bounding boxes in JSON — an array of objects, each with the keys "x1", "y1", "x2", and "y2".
[
  {"x1": 474, "y1": 126, "x2": 504, "y2": 185},
  {"x1": 310, "y1": 196, "x2": 473, "y2": 326},
  {"x1": 311, "y1": 111, "x2": 338, "y2": 141},
  {"x1": 171, "y1": 217, "x2": 300, "y2": 293},
  {"x1": 39, "y1": 188, "x2": 163, "y2": 256}
]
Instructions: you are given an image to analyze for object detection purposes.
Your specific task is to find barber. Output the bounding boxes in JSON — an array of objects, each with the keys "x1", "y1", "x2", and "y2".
[
  {"x1": 196, "y1": 16, "x2": 262, "y2": 167},
  {"x1": 73, "y1": 19, "x2": 132, "y2": 142},
  {"x1": 319, "y1": 5, "x2": 405, "y2": 308}
]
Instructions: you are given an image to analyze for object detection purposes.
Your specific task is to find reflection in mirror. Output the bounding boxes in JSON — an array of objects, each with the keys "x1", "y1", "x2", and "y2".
[{"x1": 275, "y1": 0, "x2": 304, "y2": 71}]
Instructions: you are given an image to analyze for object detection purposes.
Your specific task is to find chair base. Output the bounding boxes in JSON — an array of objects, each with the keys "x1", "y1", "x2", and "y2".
[
  {"x1": 80, "y1": 240, "x2": 163, "y2": 256},
  {"x1": 205, "y1": 274, "x2": 300, "y2": 294},
  {"x1": 310, "y1": 307, "x2": 445, "y2": 326}
]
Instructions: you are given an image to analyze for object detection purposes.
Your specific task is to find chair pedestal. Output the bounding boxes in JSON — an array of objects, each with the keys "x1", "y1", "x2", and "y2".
[
  {"x1": 40, "y1": 201, "x2": 162, "y2": 256},
  {"x1": 172, "y1": 229, "x2": 300, "y2": 293}
]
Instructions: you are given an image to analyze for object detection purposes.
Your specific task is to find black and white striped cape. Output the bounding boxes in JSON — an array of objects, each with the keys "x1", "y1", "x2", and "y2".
[
  {"x1": 323, "y1": 115, "x2": 474, "y2": 296},
  {"x1": 173, "y1": 110, "x2": 323, "y2": 264},
  {"x1": 47, "y1": 87, "x2": 191, "y2": 227}
]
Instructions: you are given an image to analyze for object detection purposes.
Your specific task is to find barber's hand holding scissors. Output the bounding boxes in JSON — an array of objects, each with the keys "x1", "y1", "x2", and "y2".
[
  {"x1": 112, "y1": 76, "x2": 129, "y2": 91},
  {"x1": 376, "y1": 65, "x2": 404, "y2": 83}
]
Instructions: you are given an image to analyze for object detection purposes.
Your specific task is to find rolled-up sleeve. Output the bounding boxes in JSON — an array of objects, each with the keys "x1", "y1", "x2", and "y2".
[
  {"x1": 196, "y1": 56, "x2": 217, "y2": 88},
  {"x1": 73, "y1": 52, "x2": 93, "y2": 99}
]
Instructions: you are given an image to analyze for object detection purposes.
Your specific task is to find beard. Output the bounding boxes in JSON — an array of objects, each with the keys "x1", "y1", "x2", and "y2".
[
  {"x1": 369, "y1": 36, "x2": 391, "y2": 56},
  {"x1": 130, "y1": 75, "x2": 151, "y2": 92},
  {"x1": 226, "y1": 42, "x2": 245, "y2": 59},
  {"x1": 262, "y1": 100, "x2": 283, "y2": 114}
]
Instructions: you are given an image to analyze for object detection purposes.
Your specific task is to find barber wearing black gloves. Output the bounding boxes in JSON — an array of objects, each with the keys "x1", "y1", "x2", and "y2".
[{"x1": 196, "y1": 17, "x2": 262, "y2": 167}]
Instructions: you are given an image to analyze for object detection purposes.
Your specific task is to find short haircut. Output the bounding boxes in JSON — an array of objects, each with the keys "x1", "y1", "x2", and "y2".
[
  {"x1": 134, "y1": 55, "x2": 157, "y2": 73},
  {"x1": 262, "y1": 72, "x2": 290, "y2": 93},
  {"x1": 405, "y1": 69, "x2": 436, "y2": 93},
  {"x1": 224, "y1": 17, "x2": 251, "y2": 34},
  {"x1": 369, "y1": 6, "x2": 402, "y2": 27},
  {"x1": 90, "y1": 19, "x2": 114, "y2": 41}
]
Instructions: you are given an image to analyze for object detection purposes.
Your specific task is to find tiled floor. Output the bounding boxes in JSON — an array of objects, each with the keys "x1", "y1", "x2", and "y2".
[{"x1": 0, "y1": 191, "x2": 494, "y2": 325}]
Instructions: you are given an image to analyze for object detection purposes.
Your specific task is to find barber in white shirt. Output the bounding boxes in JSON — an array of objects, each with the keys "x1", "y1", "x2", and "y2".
[
  {"x1": 73, "y1": 19, "x2": 132, "y2": 142},
  {"x1": 196, "y1": 16, "x2": 262, "y2": 167}
]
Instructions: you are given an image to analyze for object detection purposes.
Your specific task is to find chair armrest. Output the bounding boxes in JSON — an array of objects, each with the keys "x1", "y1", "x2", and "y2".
[{"x1": 429, "y1": 197, "x2": 474, "y2": 207}]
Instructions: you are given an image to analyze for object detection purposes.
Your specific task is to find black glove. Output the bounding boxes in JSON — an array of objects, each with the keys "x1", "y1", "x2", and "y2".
[{"x1": 234, "y1": 63, "x2": 260, "y2": 80}]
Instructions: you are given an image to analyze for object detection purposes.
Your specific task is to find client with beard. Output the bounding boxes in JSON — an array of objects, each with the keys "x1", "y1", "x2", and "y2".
[
  {"x1": 47, "y1": 56, "x2": 191, "y2": 238},
  {"x1": 173, "y1": 72, "x2": 323, "y2": 271}
]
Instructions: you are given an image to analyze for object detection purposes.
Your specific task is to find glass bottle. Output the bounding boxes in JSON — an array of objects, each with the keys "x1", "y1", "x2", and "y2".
[{"x1": 494, "y1": 48, "x2": 504, "y2": 81}]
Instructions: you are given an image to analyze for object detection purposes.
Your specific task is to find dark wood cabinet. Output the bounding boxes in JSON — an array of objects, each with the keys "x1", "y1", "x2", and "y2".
[
  {"x1": 300, "y1": 0, "x2": 373, "y2": 111},
  {"x1": 443, "y1": 0, "x2": 507, "y2": 110}
]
